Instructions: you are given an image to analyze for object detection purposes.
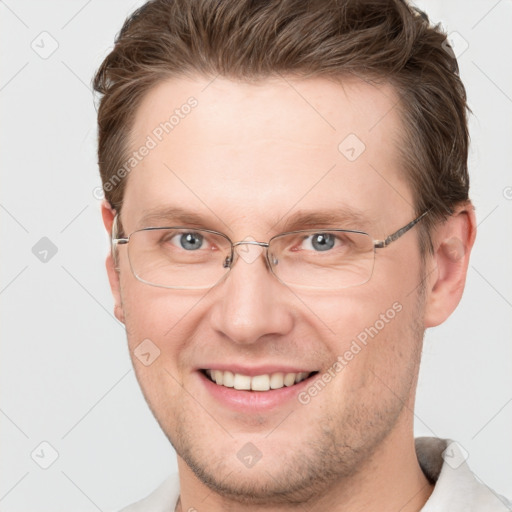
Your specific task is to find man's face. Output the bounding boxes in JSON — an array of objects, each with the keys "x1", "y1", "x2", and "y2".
[{"x1": 113, "y1": 76, "x2": 427, "y2": 503}]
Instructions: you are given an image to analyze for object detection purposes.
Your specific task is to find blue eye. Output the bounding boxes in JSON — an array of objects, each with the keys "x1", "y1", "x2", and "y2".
[
  {"x1": 174, "y1": 232, "x2": 204, "y2": 250},
  {"x1": 303, "y1": 233, "x2": 337, "y2": 251}
]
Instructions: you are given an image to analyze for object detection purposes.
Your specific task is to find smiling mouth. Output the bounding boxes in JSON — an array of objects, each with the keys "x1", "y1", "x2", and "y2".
[{"x1": 202, "y1": 369, "x2": 319, "y2": 391}]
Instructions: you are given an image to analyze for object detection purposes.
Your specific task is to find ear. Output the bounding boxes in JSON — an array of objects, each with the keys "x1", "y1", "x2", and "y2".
[
  {"x1": 423, "y1": 203, "x2": 477, "y2": 328},
  {"x1": 101, "y1": 200, "x2": 125, "y2": 324}
]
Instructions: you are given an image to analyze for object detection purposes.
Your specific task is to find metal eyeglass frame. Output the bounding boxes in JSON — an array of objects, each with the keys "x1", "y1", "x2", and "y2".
[{"x1": 111, "y1": 210, "x2": 429, "y2": 289}]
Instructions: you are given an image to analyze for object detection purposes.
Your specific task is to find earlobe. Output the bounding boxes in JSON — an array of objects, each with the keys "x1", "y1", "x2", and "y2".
[
  {"x1": 101, "y1": 200, "x2": 125, "y2": 324},
  {"x1": 423, "y1": 204, "x2": 477, "y2": 328},
  {"x1": 106, "y1": 253, "x2": 125, "y2": 323}
]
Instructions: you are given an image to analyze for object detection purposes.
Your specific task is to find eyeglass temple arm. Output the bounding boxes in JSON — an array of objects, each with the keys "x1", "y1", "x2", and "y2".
[
  {"x1": 111, "y1": 215, "x2": 129, "y2": 243},
  {"x1": 373, "y1": 211, "x2": 429, "y2": 249},
  {"x1": 110, "y1": 215, "x2": 130, "y2": 271}
]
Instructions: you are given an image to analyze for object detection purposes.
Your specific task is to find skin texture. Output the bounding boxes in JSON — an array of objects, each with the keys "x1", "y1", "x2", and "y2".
[{"x1": 102, "y1": 75, "x2": 476, "y2": 511}]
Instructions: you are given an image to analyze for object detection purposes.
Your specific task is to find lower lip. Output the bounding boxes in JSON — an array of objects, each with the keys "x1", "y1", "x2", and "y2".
[{"x1": 198, "y1": 371, "x2": 315, "y2": 412}]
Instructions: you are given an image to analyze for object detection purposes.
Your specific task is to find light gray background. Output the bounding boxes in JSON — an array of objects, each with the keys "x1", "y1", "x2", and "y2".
[{"x1": 1, "y1": 0, "x2": 511, "y2": 510}]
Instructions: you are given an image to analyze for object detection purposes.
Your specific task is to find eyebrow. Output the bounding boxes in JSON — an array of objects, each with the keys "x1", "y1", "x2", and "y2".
[
  {"x1": 276, "y1": 208, "x2": 372, "y2": 232},
  {"x1": 136, "y1": 206, "x2": 213, "y2": 230},
  {"x1": 135, "y1": 205, "x2": 372, "y2": 233}
]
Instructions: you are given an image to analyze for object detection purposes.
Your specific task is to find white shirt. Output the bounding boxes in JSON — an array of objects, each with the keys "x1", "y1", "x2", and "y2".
[{"x1": 115, "y1": 437, "x2": 511, "y2": 511}]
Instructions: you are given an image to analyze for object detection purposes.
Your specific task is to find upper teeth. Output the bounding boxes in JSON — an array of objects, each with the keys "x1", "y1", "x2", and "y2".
[{"x1": 205, "y1": 370, "x2": 311, "y2": 391}]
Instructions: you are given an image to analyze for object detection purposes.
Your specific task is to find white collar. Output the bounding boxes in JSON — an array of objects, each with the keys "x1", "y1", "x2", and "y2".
[{"x1": 416, "y1": 437, "x2": 511, "y2": 511}]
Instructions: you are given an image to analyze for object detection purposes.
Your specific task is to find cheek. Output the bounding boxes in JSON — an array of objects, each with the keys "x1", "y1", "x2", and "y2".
[
  {"x1": 119, "y1": 276, "x2": 209, "y2": 394},
  {"x1": 301, "y1": 278, "x2": 422, "y2": 387},
  {"x1": 119, "y1": 280, "x2": 204, "y2": 418},
  {"x1": 120, "y1": 272, "x2": 200, "y2": 341},
  {"x1": 298, "y1": 286, "x2": 401, "y2": 345}
]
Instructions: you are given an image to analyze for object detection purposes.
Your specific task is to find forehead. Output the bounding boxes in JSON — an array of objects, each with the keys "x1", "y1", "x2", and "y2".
[{"x1": 122, "y1": 75, "x2": 412, "y2": 235}]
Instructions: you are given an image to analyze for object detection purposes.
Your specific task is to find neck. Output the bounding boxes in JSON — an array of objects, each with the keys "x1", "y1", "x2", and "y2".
[{"x1": 175, "y1": 425, "x2": 434, "y2": 512}]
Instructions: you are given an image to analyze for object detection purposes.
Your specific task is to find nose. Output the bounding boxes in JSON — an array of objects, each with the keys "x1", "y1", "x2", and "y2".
[{"x1": 208, "y1": 243, "x2": 294, "y2": 346}]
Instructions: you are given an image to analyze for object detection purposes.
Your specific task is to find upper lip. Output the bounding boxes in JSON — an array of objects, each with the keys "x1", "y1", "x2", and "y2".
[{"x1": 199, "y1": 365, "x2": 318, "y2": 376}]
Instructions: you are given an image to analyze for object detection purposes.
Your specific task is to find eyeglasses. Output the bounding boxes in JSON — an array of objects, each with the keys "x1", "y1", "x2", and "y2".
[{"x1": 111, "y1": 211, "x2": 428, "y2": 290}]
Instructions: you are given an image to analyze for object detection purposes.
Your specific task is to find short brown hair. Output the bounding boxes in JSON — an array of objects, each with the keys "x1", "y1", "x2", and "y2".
[{"x1": 93, "y1": 0, "x2": 470, "y2": 253}]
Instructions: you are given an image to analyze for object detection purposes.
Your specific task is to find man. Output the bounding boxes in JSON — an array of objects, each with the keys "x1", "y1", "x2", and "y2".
[{"x1": 93, "y1": 0, "x2": 510, "y2": 510}]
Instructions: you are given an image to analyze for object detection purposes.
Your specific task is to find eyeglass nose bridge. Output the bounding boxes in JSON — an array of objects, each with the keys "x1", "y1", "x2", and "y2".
[
  {"x1": 232, "y1": 240, "x2": 269, "y2": 248},
  {"x1": 223, "y1": 239, "x2": 271, "y2": 268}
]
